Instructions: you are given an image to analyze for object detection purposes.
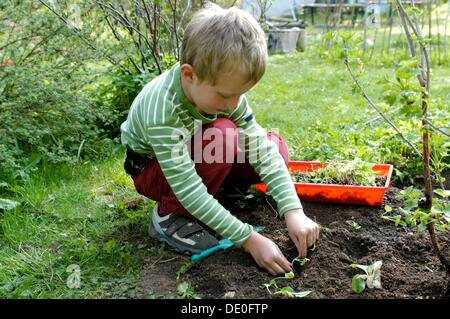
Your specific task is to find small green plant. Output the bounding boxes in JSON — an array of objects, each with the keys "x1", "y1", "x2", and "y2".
[
  {"x1": 175, "y1": 261, "x2": 199, "y2": 299},
  {"x1": 292, "y1": 257, "x2": 310, "y2": 266},
  {"x1": 382, "y1": 186, "x2": 449, "y2": 232},
  {"x1": 350, "y1": 260, "x2": 383, "y2": 293},
  {"x1": 176, "y1": 281, "x2": 199, "y2": 299},
  {"x1": 346, "y1": 219, "x2": 362, "y2": 230},
  {"x1": 261, "y1": 272, "x2": 312, "y2": 298},
  {"x1": 320, "y1": 226, "x2": 332, "y2": 238}
]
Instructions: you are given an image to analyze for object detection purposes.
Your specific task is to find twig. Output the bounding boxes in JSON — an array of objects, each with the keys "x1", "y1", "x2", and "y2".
[
  {"x1": 265, "y1": 195, "x2": 279, "y2": 218},
  {"x1": 344, "y1": 59, "x2": 423, "y2": 160},
  {"x1": 423, "y1": 118, "x2": 450, "y2": 137},
  {"x1": 37, "y1": 0, "x2": 129, "y2": 74},
  {"x1": 363, "y1": 107, "x2": 401, "y2": 125}
]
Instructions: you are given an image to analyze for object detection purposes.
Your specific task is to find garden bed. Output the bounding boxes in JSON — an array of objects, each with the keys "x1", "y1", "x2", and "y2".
[{"x1": 136, "y1": 185, "x2": 449, "y2": 299}]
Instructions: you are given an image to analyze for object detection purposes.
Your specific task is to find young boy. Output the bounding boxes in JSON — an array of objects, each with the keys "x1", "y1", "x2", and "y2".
[{"x1": 120, "y1": 3, "x2": 319, "y2": 276}]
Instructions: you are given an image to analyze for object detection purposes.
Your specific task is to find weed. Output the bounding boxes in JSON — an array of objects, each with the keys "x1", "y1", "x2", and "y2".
[{"x1": 175, "y1": 261, "x2": 199, "y2": 299}]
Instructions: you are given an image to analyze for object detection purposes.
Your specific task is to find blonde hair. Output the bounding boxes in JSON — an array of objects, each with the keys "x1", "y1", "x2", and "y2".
[{"x1": 181, "y1": 3, "x2": 268, "y2": 85}]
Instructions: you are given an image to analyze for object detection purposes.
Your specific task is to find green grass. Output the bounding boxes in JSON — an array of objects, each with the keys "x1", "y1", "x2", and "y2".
[
  {"x1": 0, "y1": 39, "x2": 449, "y2": 298},
  {"x1": 0, "y1": 147, "x2": 163, "y2": 298}
]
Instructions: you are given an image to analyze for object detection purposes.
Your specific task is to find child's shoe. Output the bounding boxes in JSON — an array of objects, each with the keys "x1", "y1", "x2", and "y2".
[{"x1": 148, "y1": 204, "x2": 219, "y2": 256}]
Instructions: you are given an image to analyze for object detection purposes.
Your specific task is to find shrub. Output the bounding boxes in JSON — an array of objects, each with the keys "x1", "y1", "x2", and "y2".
[{"x1": 0, "y1": 1, "x2": 112, "y2": 181}]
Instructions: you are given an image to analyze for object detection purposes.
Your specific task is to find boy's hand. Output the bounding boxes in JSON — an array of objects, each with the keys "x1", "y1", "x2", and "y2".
[
  {"x1": 284, "y1": 209, "x2": 320, "y2": 258},
  {"x1": 242, "y1": 231, "x2": 293, "y2": 275}
]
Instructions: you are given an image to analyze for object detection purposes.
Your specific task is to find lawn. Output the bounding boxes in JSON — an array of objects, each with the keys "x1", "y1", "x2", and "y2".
[{"x1": 0, "y1": 48, "x2": 448, "y2": 298}]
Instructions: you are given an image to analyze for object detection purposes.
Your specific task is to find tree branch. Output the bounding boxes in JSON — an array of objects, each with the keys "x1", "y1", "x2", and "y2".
[
  {"x1": 37, "y1": 0, "x2": 130, "y2": 74},
  {"x1": 423, "y1": 118, "x2": 450, "y2": 137},
  {"x1": 344, "y1": 59, "x2": 423, "y2": 160}
]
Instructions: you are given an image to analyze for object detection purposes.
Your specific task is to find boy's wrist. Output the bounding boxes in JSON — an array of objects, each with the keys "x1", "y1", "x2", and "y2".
[{"x1": 284, "y1": 208, "x2": 305, "y2": 220}]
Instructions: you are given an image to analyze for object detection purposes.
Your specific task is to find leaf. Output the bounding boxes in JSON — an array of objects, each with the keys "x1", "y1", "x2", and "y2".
[
  {"x1": 284, "y1": 271, "x2": 295, "y2": 279},
  {"x1": 346, "y1": 220, "x2": 361, "y2": 229},
  {"x1": 434, "y1": 189, "x2": 450, "y2": 198},
  {"x1": 290, "y1": 290, "x2": 313, "y2": 298},
  {"x1": 384, "y1": 205, "x2": 392, "y2": 213},
  {"x1": 0, "y1": 198, "x2": 20, "y2": 210},
  {"x1": 322, "y1": 32, "x2": 333, "y2": 40},
  {"x1": 366, "y1": 261, "x2": 382, "y2": 289},
  {"x1": 350, "y1": 263, "x2": 368, "y2": 274},
  {"x1": 352, "y1": 274, "x2": 367, "y2": 293},
  {"x1": 381, "y1": 214, "x2": 407, "y2": 227},
  {"x1": 398, "y1": 186, "x2": 413, "y2": 198},
  {"x1": 274, "y1": 286, "x2": 312, "y2": 298},
  {"x1": 76, "y1": 139, "x2": 85, "y2": 163},
  {"x1": 23, "y1": 153, "x2": 42, "y2": 172},
  {"x1": 177, "y1": 281, "x2": 189, "y2": 294},
  {"x1": 443, "y1": 205, "x2": 450, "y2": 222}
]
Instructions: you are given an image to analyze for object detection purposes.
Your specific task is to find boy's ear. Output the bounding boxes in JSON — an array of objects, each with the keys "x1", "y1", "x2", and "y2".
[{"x1": 180, "y1": 64, "x2": 196, "y2": 83}]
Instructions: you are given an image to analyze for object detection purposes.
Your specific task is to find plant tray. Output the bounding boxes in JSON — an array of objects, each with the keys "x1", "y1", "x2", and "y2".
[{"x1": 255, "y1": 161, "x2": 393, "y2": 206}]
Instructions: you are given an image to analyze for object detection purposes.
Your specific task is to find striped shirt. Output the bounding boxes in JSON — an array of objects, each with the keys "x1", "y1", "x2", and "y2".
[{"x1": 120, "y1": 62, "x2": 302, "y2": 246}]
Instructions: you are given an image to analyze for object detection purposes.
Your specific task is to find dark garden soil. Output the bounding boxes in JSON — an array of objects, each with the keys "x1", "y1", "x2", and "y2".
[{"x1": 136, "y1": 185, "x2": 450, "y2": 299}]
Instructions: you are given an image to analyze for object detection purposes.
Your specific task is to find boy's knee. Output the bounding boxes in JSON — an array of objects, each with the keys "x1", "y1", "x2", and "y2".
[
  {"x1": 267, "y1": 131, "x2": 289, "y2": 165},
  {"x1": 197, "y1": 118, "x2": 238, "y2": 163}
]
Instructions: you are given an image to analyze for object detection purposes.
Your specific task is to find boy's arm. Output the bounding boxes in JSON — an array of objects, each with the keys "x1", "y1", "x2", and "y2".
[
  {"x1": 147, "y1": 124, "x2": 254, "y2": 246},
  {"x1": 230, "y1": 96, "x2": 302, "y2": 216},
  {"x1": 231, "y1": 96, "x2": 319, "y2": 268}
]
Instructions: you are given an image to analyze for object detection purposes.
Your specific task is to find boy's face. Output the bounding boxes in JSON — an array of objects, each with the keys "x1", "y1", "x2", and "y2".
[{"x1": 180, "y1": 64, "x2": 256, "y2": 115}]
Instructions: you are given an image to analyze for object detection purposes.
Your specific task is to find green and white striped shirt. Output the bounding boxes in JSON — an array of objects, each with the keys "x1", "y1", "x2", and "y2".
[{"x1": 120, "y1": 62, "x2": 302, "y2": 246}]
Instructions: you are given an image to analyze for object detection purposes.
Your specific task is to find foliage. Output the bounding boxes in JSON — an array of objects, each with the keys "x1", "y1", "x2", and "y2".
[
  {"x1": 318, "y1": 31, "x2": 364, "y2": 62},
  {"x1": 0, "y1": 1, "x2": 114, "y2": 182},
  {"x1": 0, "y1": 1, "x2": 185, "y2": 182},
  {"x1": 176, "y1": 261, "x2": 199, "y2": 299},
  {"x1": 250, "y1": 49, "x2": 448, "y2": 187},
  {"x1": 382, "y1": 186, "x2": 450, "y2": 231}
]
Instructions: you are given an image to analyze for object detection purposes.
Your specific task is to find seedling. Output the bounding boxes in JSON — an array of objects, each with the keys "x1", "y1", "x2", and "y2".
[
  {"x1": 346, "y1": 220, "x2": 361, "y2": 230},
  {"x1": 349, "y1": 260, "x2": 382, "y2": 293},
  {"x1": 292, "y1": 257, "x2": 310, "y2": 266},
  {"x1": 261, "y1": 271, "x2": 312, "y2": 298},
  {"x1": 320, "y1": 226, "x2": 332, "y2": 238}
]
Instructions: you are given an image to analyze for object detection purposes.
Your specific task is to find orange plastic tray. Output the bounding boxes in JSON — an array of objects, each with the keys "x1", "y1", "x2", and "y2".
[{"x1": 255, "y1": 161, "x2": 393, "y2": 206}]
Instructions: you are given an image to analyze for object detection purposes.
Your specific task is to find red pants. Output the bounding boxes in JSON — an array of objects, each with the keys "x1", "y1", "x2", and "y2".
[{"x1": 131, "y1": 118, "x2": 289, "y2": 217}]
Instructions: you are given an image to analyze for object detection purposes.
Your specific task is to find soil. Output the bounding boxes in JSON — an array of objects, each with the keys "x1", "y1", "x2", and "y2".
[{"x1": 136, "y1": 186, "x2": 450, "y2": 299}]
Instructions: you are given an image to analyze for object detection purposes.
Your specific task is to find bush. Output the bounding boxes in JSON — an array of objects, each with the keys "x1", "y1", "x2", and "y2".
[
  {"x1": 0, "y1": 1, "x2": 182, "y2": 182},
  {"x1": 0, "y1": 1, "x2": 113, "y2": 181}
]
